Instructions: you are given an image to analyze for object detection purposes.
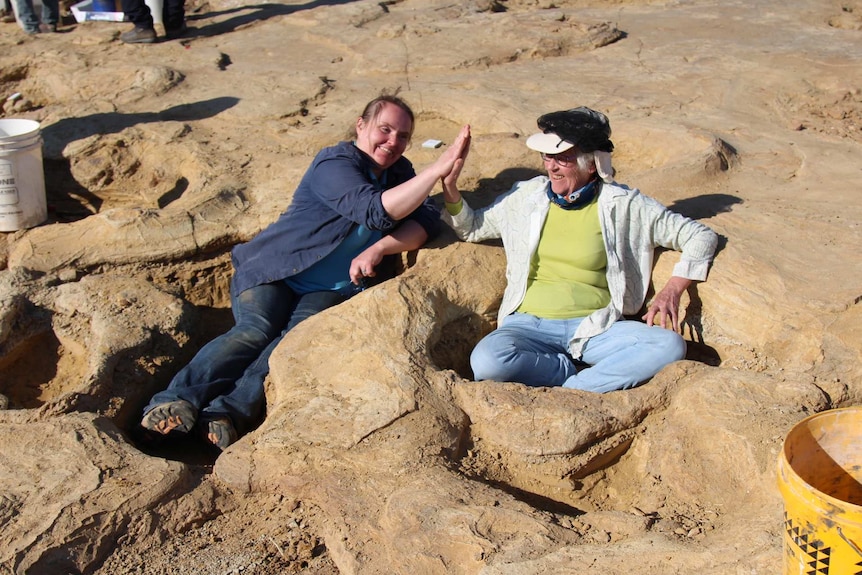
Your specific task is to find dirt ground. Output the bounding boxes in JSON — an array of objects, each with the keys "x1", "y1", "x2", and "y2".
[{"x1": 2, "y1": 0, "x2": 862, "y2": 573}]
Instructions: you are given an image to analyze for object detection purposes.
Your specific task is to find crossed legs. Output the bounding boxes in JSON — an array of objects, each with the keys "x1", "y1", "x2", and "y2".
[{"x1": 470, "y1": 313, "x2": 686, "y2": 393}]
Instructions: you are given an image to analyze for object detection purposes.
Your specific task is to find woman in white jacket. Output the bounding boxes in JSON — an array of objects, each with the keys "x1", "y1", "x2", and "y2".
[{"x1": 441, "y1": 107, "x2": 718, "y2": 393}]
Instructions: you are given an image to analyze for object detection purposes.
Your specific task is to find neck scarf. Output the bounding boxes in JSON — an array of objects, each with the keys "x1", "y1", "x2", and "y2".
[{"x1": 546, "y1": 179, "x2": 598, "y2": 210}]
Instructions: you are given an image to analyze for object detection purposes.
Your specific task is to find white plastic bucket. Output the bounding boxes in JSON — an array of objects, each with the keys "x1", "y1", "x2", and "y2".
[
  {"x1": 144, "y1": 0, "x2": 162, "y2": 25},
  {"x1": 0, "y1": 119, "x2": 47, "y2": 232}
]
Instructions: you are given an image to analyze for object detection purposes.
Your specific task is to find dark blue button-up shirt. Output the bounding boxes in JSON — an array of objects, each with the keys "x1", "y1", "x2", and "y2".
[{"x1": 231, "y1": 141, "x2": 441, "y2": 295}]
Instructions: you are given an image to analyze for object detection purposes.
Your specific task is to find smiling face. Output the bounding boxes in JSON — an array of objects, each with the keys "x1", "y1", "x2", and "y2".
[
  {"x1": 542, "y1": 150, "x2": 597, "y2": 198},
  {"x1": 354, "y1": 102, "x2": 413, "y2": 173}
]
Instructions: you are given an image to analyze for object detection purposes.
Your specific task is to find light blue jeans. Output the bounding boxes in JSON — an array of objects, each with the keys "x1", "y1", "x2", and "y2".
[
  {"x1": 470, "y1": 313, "x2": 687, "y2": 393},
  {"x1": 13, "y1": 0, "x2": 58, "y2": 32}
]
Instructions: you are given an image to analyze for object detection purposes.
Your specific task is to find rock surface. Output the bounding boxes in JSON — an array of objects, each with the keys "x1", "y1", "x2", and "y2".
[{"x1": 1, "y1": 0, "x2": 862, "y2": 573}]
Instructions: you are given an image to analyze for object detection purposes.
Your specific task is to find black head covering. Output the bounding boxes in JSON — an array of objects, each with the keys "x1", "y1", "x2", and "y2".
[{"x1": 536, "y1": 106, "x2": 614, "y2": 153}]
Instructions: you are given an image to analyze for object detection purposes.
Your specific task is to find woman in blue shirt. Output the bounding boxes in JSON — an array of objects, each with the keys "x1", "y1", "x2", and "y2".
[{"x1": 140, "y1": 95, "x2": 471, "y2": 450}]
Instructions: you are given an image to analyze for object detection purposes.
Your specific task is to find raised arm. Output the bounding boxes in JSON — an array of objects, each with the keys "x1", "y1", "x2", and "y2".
[
  {"x1": 441, "y1": 129, "x2": 471, "y2": 205},
  {"x1": 381, "y1": 125, "x2": 471, "y2": 219}
]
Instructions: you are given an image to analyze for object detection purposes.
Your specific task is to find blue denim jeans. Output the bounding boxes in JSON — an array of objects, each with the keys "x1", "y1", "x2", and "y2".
[
  {"x1": 13, "y1": 0, "x2": 58, "y2": 31},
  {"x1": 145, "y1": 280, "x2": 347, "y2": 434},
  {"x1": 470, "y1": 313, "x2": 687, "y2": 393}
]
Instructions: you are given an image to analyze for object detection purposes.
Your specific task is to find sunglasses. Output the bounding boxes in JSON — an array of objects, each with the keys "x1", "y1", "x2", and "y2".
[{"x1": 540, "y1": 152, "x2": 578, "y2": 167}]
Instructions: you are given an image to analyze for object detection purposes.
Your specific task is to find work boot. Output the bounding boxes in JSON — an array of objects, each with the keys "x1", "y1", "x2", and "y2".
[
  {"x1": 0, "y1": 9, "x2": 15, "y2": 23},
  {"x1": 38, "y1": 22, "x2": 57, "y2": 32},
  {"x1": 120, "y1": 25, "x2": 156, "y2": 44},
  {"x1": 141, "y1": 399, "x2": 197, "y2": 435},
  {"x1": 199, "y1": 414, "x2": 238, "y2": 451}
]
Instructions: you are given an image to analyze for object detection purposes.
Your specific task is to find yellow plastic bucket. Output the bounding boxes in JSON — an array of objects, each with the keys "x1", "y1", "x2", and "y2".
[{"x1": 777, "y1": 406, "x2": 862, "y2": 574}]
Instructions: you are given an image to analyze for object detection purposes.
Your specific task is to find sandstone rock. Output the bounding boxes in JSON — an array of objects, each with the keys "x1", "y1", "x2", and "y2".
[{"x1": 0, "y1": 0, "x2": 861, "y2": 573}]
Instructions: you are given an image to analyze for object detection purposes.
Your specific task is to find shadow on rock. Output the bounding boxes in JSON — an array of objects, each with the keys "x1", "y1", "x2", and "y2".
[
  {"x1": 667, "y1": 193, "x2": 743, "y2": 220},
  {"x1": 185, "y1": 0, "x2": 362, "y2": 39},
  {"x1": 40, "y1": 96, "x2": 241, "y2": 158}
]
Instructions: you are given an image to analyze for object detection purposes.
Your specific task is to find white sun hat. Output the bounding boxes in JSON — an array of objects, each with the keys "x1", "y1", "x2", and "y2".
[
  {"x1": 525, "y1": 132, "x2": 575, "y2": 154},
  {"x1": 526, "y1": 106, "x2": 616, "y2": 182}
]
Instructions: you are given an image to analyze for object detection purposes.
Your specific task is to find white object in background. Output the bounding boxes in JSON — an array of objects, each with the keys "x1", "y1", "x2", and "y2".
[
  {"x1": 422, "y1": 139, "x2": 443, "y2": 149},
  {"x1": 144, "y1": 0, "x2": 162, "y2": 24},
  {"x1": 0, "y1": 119, "x2": 47, "y2": 232},
  {"x1": 70, "y1": 0, "x2": 162, "y2": 23}
]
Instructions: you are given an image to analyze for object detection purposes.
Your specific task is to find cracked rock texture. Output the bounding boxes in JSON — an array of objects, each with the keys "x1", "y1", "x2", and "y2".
[{"x1": 1, "y1": 0, "x2": 862, "y2": 573}]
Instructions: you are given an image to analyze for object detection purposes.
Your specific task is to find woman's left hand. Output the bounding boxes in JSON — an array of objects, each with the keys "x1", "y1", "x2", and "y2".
[
  {"x1": 642, "y1": 276, "x2": 692, "y2": 332},
  {"x1": 350, "y1": 248, "x2": 384, "y2": 285}
]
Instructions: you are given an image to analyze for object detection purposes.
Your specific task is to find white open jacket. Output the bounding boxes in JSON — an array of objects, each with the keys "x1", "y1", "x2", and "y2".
[{"x1": 442, "y1": 176, "x2": 719, "y2": 358}]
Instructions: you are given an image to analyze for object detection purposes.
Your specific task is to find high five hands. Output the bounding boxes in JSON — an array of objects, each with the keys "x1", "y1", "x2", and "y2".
[{"x1": 441, "y1": 125, "x2": 471, "y2": 186}]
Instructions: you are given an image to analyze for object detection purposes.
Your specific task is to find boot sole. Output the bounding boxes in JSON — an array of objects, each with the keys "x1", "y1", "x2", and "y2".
[{"x1": 141, "y1": 400, "x2": 197, "y2": 434}]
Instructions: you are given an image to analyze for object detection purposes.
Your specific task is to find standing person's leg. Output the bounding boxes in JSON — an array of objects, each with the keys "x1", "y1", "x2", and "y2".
[
  {"x1": 161, "y1": 0, "x2": 185, "y2": 37},
  {"x1": 469, "y1": 313, "x2": 581, "y2": 387},
  {"x1": 119, "y1": 0, "x2": 155, "y2": 43},
  {"x1": 141, "y1": 281, "x2": 296, "y2": 435},
  {"x1": 2, "y1": 0, "x2": 17, "y2": 23},
  {"x1": 39, "y1": 0, "x2": 59, "y2": 30},
  {"x1": 563, "y1": 320, "x2": 686, "y2": 393},
  {"x1": 12, "y1": 0, "x2": 39, "y2": 33},
  {"x1": 201, "y1": 290, "x2": 348, "y2": 448}
]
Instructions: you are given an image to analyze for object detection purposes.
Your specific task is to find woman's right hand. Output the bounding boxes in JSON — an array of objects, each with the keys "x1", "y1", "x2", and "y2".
[
  {"x1": 379, "y1": 125, "x2": 471, "y2": 221},
  {"x1": 440, "y1": 126, "x2": 470, "y2": 203},
  {"x1": 434, "y1": 125, "x2": 471, "y2": 180},
  {"x1": 443, "y1": 128, "x2": 470, "y2": 180}
]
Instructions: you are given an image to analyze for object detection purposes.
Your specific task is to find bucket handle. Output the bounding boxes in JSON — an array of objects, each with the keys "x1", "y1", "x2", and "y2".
[{"x1": 838, "y1": 526, "x2": 862, "y2": 558}]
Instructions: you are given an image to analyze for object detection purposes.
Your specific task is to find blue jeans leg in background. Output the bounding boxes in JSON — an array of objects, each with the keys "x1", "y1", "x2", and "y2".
[
  {"x1": 120, "y1": 0, "x2": 153, "y2": 28},
  {"x1": 12, "y1": 0, "x2": 58, "y2": 31},
  {"x1": 203, "y1": 290, "x2": 347, "y2": 434},
  {"x1": 470, "y1": 313, "x2": 686, "y2": 393}
]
